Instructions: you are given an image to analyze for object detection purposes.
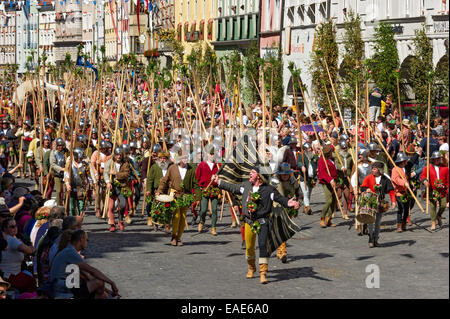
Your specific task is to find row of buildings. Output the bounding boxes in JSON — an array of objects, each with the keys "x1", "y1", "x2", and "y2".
[{"x1": 0, "y1": 0, "x2": 449, "y2": 106}]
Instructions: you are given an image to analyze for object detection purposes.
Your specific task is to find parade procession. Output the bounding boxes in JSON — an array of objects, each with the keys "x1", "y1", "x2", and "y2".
[{"x1": 0, "y1": 0, "x2": 448, "y2": 301}]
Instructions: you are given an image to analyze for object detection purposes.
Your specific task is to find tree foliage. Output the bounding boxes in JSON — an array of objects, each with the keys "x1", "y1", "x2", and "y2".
[
  {"x1": 262, "y1": 46, "x2": 284, "y2": 108},
  {"x1": 366, "y1": 22, "x2": 399, "y2": 96},
  {"x1": 310, "y1": 20, "x2": 339, "y2": 111},
  {"x1": 244, "y1": 41, "x2": 261, "y2": 103},
  {"x1": 340, "y1": 11, "x2": 365, "y2": 111}
]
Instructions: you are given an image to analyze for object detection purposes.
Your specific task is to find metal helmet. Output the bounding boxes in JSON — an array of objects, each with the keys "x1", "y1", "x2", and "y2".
[
  {"x1": 122, "y1": 143, "x2": 131, "y2": 154},
  {"x1": 73, "y1": 148, "x2": 84, "y2": 161},
  {"x1": 104, "y1": 132, "x2": 112, "y2": 140},
  {"x1": 289, "y1": 137, "x2": 298, "y2": 145},
  {"x1": 431, "y1": 151, "x2": 442, "y2": 159},
  {"x1": 24, "y1": 120, "x2": 31, "y2": 127},
  {"x1": 303, "y1": 143, "x2": 312, "y2": 150},
  {"x1": 44, "y1": 118, "x2": 51, "y2": 127},
  {"x1": 142, "y1": 136, "x2": 149, "y2": 144},
  {"x1": 340, "y1": 133, "x2": 349, "y2": 141},
  {"x1": 339, "y1": 140, "x2": 348, "y2": 149},
  {"x1": 152, "y1": 143, "x2": 162, "y2": 154},
  {"x1": 79, "y1": 120, "x2": 85, "y2": 128},
  {"x1": 77, "y1": 134, "x2": 88, "y2": 144},
  {"x1": 43, "y1": 134, "x2": 51, "y2": 141},
  {"x1": 92, "y1": 127, "x2": 98, "y2": 135},
  {"x1": 56, "y1": 137, "x2": 65, "y2": 146},
  {"x1": 100, "y1": 140, "x2": 109, "y2": 149},
  {"x1": 135, "y1": 128, "x2": 144, "y2": 135},
  {"x1": 368, "y1": 142, "x2": 380, "y2": 151},
  {"x1": 395, "y1": 152, "x2": 409, "y2": 163},
  {"x1": 64, "y1": 125, "x2": 70, "y2": 132},
  {"x1": 114, "y1": 146, "x2": 124, "y2": 156},
  {"x1": 129, "y1": 141, "x2": 137, "y2": 149},
  {"x1": 105, "y1": 141, "x2": 113, "y2": 149},
  {"x1": 359, "y1": 149, "x2": 370, "y2": 160}
]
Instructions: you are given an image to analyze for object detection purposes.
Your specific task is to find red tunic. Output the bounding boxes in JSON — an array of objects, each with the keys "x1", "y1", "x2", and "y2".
[
  {"x1": 318, "y1": 156, "x2": 337, "y2": 185},
  {"x1": 420, "y1": 165, "x2": 449, "y2": 196},
  {"x1": 195, "y1": 161, "x2": 221, "y2": 189}
]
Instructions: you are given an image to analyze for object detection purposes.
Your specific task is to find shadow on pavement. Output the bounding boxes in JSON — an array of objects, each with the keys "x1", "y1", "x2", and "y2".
[
  {"x1": 182, "y1": 240, "x2": 232, "y2": 246},
  {"x1": 380, "y1": 240, "x2": 416, "y2": 247},
  {"x1": 439, "y1": 252, "x2": 449, "y2": 258},
  {"x1": 269, "y1": 266, "x2": 332, "y2": 283},
  {"x1": 84, "y1": 231, "x2": 163, "y2": 259},
  {"x1": 288, "y1": 253, "x2": 334, "y2": 262},
  {"x1": 355, "y1": 256, "x2": 375, "y2": 261}
]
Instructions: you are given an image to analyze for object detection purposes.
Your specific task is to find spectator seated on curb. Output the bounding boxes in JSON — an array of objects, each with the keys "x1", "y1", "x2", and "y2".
[{"x1": 49, "y1": 230, "x2": 120, "y2": 299}]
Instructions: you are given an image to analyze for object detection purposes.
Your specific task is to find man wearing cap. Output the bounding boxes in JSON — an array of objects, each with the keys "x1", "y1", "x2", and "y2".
[
  {"x1": 91, "y1": 140, "x2": 112, "y2": 218},
  {"x1": 333, "y1": 140, "x2": 354, "y2": 219},
  {"x1": 212, "y1": 167, "x2": 300, "y2": 284},
  {"x1": 145, "y1": 150, "x2": 171, "y2": 228},
  {"x1": 195, "y1": 149, "x2": 221, "y2": 235},
  {"x1": 297, "y1": 142, "x2": 318, "y2": 215},
  {"x1": 282, "y1": 137, "x2": 298, "y2": 174},
  {"x1": 50, "y1": 138, "x2": 67, "y2": 206},
  {"x1": 369, "y1": 88, "x2": 385, "y2": 123},
  {"x1": 391, "y1": 152, "x2": 412, "y2": 232},
  {"x1": 398, "y1": 119, "x2": 412, "y2": 150},
  {"x1": 318, "y1": 145, "x2": 338, "y2": 228},
  {"x1": 15, "y1": 120, "x2": 35, "y2": 179},
  {"x1": 368, "y1": 142, "x2": 388, "y2": 175},
  {"x1": 156, "y1": 154, "x2": 201, "y2": 246},
  {"x1": 104, "y1": 147, "x2": 130, "y2": 232},
  {"x1": 420, "y1": 151, "x2": 449, "y2": 230},
  {"x1": 361, "y1": 161, "x2": 396, "y2": 247},
  {"x1": 64, "y1": 148, "x2": 91, "y2": 217},
  {"x1": 34, "y1": 135, "x2": 52, "y2": 192},
  {"x1": 419, "y1": 130, "x2": 440, "y2": 158},
  {"x1": 272, "y1": 162, "x2": 302, "y2": 263}
]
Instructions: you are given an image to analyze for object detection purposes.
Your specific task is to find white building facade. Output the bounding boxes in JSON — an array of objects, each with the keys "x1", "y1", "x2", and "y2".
[{"x1": 281, "y1": 0, "x2": 449, "y2": 108}]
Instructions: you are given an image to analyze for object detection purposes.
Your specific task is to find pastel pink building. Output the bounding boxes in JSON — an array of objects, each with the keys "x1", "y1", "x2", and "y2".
[{"x1": 260, "y1": 0, "x2": 283, "y2": 57}]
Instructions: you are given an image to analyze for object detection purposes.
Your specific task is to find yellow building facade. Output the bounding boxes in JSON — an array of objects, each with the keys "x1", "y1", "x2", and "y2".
[{"x1": 174, "y1": 0, "x2": 217, "y2": 55}]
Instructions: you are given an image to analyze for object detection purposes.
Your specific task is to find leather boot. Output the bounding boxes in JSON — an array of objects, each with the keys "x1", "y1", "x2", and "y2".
[
  {"x1": 231, "y1": 220, "x2": 236, "y2": 228},
  {"x1": 320, "y1": 217, "x2": 327, "y2": 228},
  {"x1": 363, "y1": 224, "x2": 368, "y2": 235},
  {"x1": 357, "y1": 225, "x2": 363, "y2": 236},
  {"x1": 437, "y1": 215, "x2": 442, "y2": 227},
  {"x1": 306, "y1": 206, "x2": 312, "y2": 215},
  {"x1": 119, "y1": 221, "x2": 125, "y2": 231},
  {"x1": 325, "y1": 217, "x2": 336, "y2": 227},
  {"x1": 95, "y1": 210, "x2": 101, "y2": 219},
  {"x1": 109, "y1": 224, "x2": 116, "y2": 232},
  {"x1": 396, "y1": 223, "x2": 402, "y2": 233},
  {"x1": 342, "y1": 213, "x2": 349, "y2": 220},
  {"x1": 198, "y1": 222, "x2": 204, "y2": 233},
  {"x1": 401, "y1": 221, "x2": 407, "y2": 231},
  {"x1": 147, "y1": 217, "x2": 153, "y2": 227},
  {"x1": 430, "y1": 220, "x2": 436, "y2": 231},
  {"x1": 279, "y1": 242, "x2": 287, "y2": 263},
  {"x1": 125, "y1": 214, "x2": 132, "y2": 225},
  {"x1": 259, "y1": 264, "x2": 268, "y2": 284},
  {"x1": 246, "y1": 259, "x2": 256, "y2": 279},
  {"x1": 211, "y1": 227, "x2": 218, "y2": 236}
]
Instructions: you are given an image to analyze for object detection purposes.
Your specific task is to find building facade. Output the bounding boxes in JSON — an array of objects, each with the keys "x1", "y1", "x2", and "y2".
[
  {"x1": 281, "y1": 0, "x2": 449, "y2": 108},
  {"x1": 0, "y1": 3, "x2": 17, "y2": 70},
  {"x1": 38, "y1": 1, "x2": 56, "y2": 67},
  {"x1": 150, "y1": 0, "x2": 175, "y2": 67},
  {"x1": 260, "y1": 0, "x2": 283, "y2": 58},
  {"x1": 174, "y1": 0, "x2": 216, "y2": 56},
  {"x1": 54, "y1": 0, "x2": 83, "y2": 64},
  {"x1": 16, "y1": 1, "x2": 39, "y2": 74}
]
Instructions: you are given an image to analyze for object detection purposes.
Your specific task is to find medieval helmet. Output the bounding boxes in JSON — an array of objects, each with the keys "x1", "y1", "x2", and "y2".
[
  {"x1": 368, "y1": 142, "x2": 381, "y2": 151},
  {"x1": 152, "y1": 143, "x2": 162, "y2": 154},
  {"x1": 56, "y1": 137, "x2": 65, "y2": 146},
  {"x1": 73, "y1": 148, "x2": 85, "y2": 162}
]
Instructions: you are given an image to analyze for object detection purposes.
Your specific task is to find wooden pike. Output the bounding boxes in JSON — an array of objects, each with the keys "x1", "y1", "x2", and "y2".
[{"x1": 356, "y1": 106, "x2": 425, "y2": 213}]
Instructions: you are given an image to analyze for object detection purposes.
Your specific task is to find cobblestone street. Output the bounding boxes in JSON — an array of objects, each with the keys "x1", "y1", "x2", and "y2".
[{"x1": 71, "y1": 185, "x2": 449, "y2": 299}]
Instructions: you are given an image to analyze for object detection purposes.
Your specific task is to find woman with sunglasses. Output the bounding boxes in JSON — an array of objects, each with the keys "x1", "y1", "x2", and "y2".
[{"x1": 0, "y1": 217, "x2": 36, "y2": 292}]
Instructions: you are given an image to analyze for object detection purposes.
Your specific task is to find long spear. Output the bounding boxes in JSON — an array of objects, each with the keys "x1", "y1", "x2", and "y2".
[
  {"x1": 425, "y1": 83, "x2": 431, "y2": 216},
  {"x1": 356, "y1": 106, "x2": 424, "y2": 212}
]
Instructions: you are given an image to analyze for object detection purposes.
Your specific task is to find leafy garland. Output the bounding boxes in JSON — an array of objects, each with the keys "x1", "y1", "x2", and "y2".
[
  {"x1": 202, "y1": 187, "x2": 220, "y2": 199},
  {"x1": 176, "y1": 193, "x2": 195, "y2": 208},
  {"x1": 121, "y1": 186, "x2": 132, "y2": 198},
  {"x1": 432, "y1": 179, "x2": 446, "y2": 201},
  {"x1": 285, "y1": 192, "x2": 298, "y2": 218},
  {"x1": 247, "y1": 192, "x2": 261, "y2": 234},
  {"x1": 149, "y1": 201, "x2": 177, "y2": 225}
]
